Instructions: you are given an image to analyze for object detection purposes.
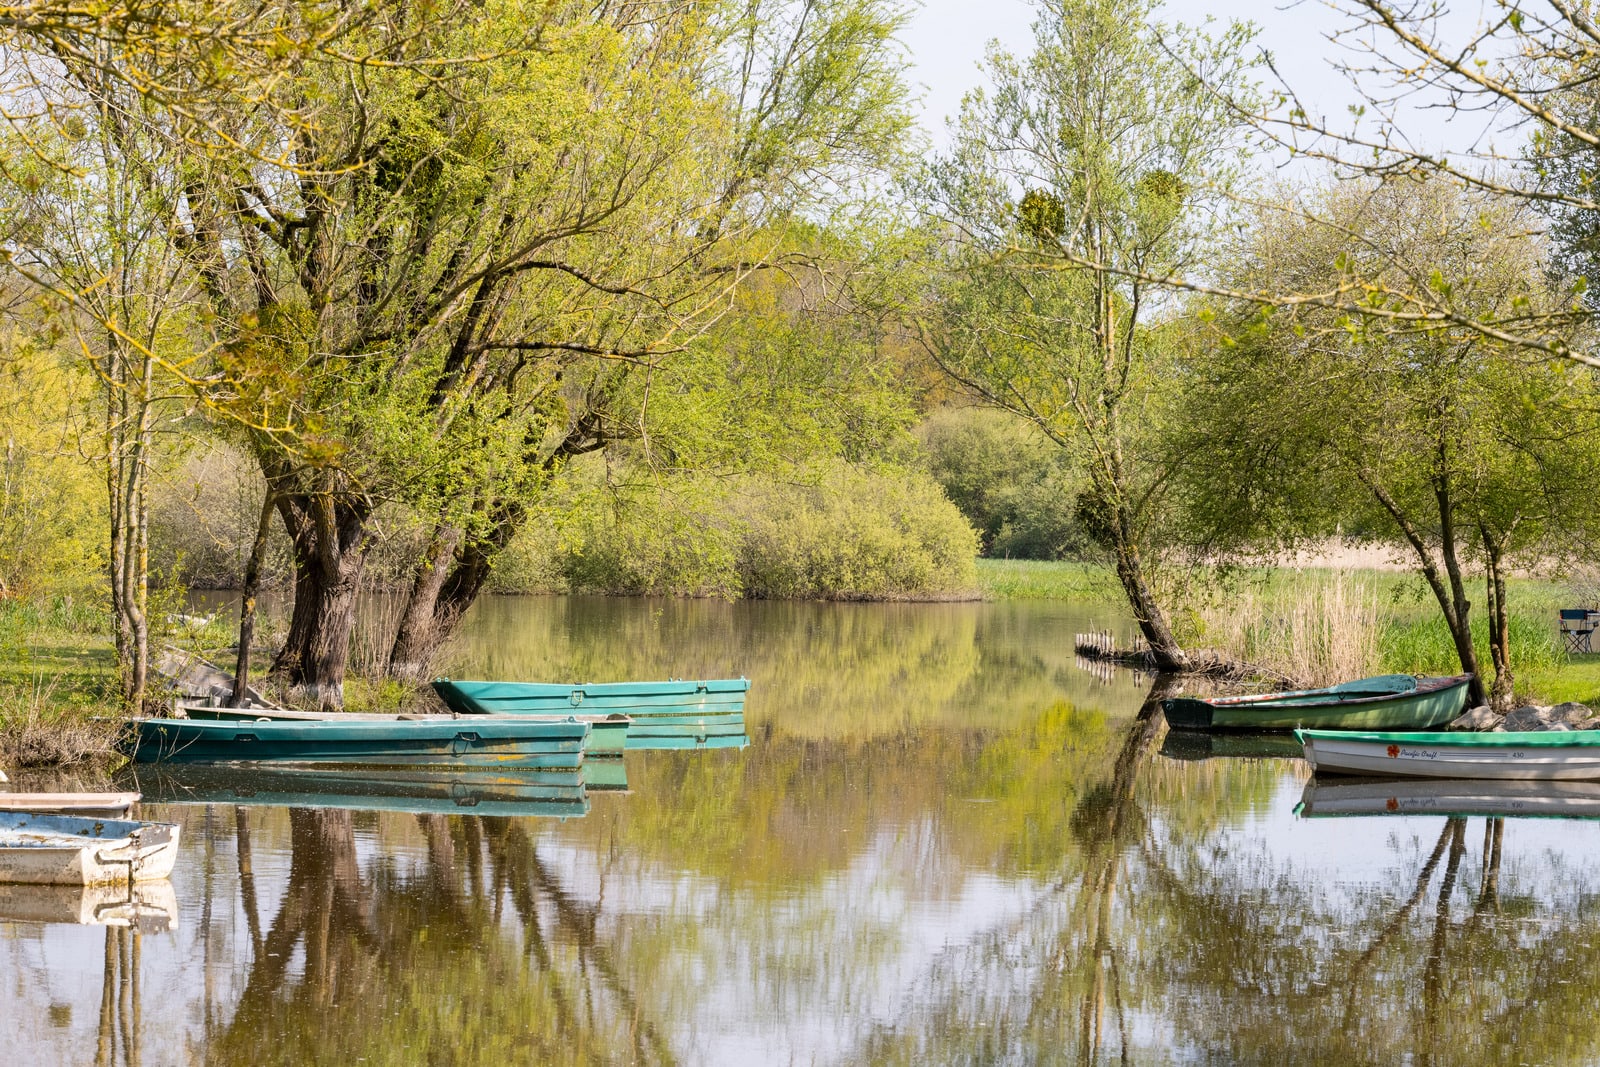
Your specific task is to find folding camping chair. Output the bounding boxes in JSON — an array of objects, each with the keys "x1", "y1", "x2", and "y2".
[{"x1": 1560, "y1": 609, "x2": 1597, "y2": 653}]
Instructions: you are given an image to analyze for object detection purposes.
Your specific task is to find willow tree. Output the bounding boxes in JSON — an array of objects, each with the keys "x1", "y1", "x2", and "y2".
[
  {"x1": 917, "y1": 0, "x2": 1256, "y2": 671},
  {"x1": 59, "y1": 0, "x2": 909, "y2": 706},
  {"x1": 1184, "y1": 178, "x2": 1600, "y2": 708}
]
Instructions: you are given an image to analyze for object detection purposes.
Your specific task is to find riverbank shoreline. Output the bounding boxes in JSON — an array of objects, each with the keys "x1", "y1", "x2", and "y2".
[{"x1": 7, "y1": 560, "x2": 1600, "y2": 769}]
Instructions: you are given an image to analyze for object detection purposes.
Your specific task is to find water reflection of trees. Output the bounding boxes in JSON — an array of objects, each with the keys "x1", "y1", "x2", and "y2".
[
  {"x1": 97, "y1": 926, "x2": 141, "y2": 1067},
  {"x1": 53, "y1": 672, "x2": 1600, "y2": 1065},
  {"x1": 839, "y1": 680, "x2": 1600, "y2": 1066},
  {"x1": 453, "y1": 596, "x2": 1151, "y2": 737},
  {"x1": 202, "y1": 808, "x2": 672, "y2": 1067}
]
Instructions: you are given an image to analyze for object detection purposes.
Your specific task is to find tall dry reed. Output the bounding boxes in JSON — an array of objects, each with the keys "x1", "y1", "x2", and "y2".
[
  {"x1": 348, "y1": 589, "x2": 409, "y2": 680},
  {"x1": 1188, "y1": 570, "x2": 1390, "y2": 687},
  {"x1": 0, "y1": 676, "x2": 119, "y2": 767}
]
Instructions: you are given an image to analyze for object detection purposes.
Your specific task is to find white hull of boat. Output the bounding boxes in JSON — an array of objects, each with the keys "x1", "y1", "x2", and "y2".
[
  {"x1": 1300, "y1": 777, "x2": 1600, "y2": 817},
  {"x1": 0, "y1": 814, "x2": 180, "y2": 885},
  {"x1": 1303, "y1": 735, "x2": 1600, "y2": 780}
]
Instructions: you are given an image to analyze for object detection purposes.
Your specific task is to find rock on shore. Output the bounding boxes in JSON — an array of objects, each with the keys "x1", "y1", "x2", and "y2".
[{"x1": 1450, "y1": 701, "x2": 1599, "y2": 732}]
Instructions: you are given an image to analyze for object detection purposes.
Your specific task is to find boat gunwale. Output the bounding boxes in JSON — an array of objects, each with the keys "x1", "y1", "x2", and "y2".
[
  {"x1": 128, "y1": 717, "x2": 590, "y2": 740},
  {"x1": 435, "y1": 677, "x2": 750, "y2": 695},
  {"x1": 1297, "y1": 725, "x2": 1600, "y2": 748}
]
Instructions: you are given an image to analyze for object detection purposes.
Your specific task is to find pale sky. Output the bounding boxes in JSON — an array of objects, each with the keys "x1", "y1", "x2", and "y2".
[{"x1": 902, "y1": 0, "x2": 1499, "y2": 162}]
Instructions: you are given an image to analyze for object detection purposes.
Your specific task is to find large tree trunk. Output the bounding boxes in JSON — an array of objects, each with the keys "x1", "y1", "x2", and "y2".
[
  {"x1": 269, "y1": 481, "x2": 371, "y2": 710},
  {"x1": 105, "y1": 338, "x2": 153, "y2": 711},
  {"x1": 1111, "y1": 542, "x2": 1187, "y2": 673},
  {"x1": 387, "y1": 523, "x2": 464, "y2": 682},
  {"x1": 1480, "y1": 526, "x2": 1513, "y2": 709},
  {"x1": 1101, "y1": 484, "x2": 1186, "y2": 672},
  {"x1": 1433, "y1": 475, "x2": 1484, "y2": 701},
  {"x1": 386, "y1": 419, "x2": 605, "y2": 680}
]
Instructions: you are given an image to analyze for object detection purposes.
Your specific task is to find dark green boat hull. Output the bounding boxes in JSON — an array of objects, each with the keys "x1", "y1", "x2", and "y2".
[
  {"x1": 121, "y1": 717, "x2": 589, "y2": 768},
  {"x1": 1163, "y1": 674, "x2": 1471, "y2": 732}
]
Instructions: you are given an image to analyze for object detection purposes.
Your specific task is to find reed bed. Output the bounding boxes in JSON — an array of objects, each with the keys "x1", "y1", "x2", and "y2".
[
  {"x1": 0, "y1": 677, "x2": 120, "y2": 767},
  {"x1": 1184, "y1": 570, "x2": 1390, "y2": 688},
  {"x1": 1379, "y1": 612, "x2": 1562, "y2": 676},
  {"x1": 1182, "y1": 566, "x2": 1566, "y2": 692}
]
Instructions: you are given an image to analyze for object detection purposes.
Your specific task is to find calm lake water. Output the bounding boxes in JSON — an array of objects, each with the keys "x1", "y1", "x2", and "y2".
[{"x1": 7, "y1": 595, "x2": 1600, "y2": 1064}]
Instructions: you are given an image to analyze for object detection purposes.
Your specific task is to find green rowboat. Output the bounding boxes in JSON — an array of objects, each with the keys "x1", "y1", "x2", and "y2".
[
  {"x1": 1162, "y1": 674, "x2": 1471, "y2": 732},
  {"x1": 432, "y1": 677, "x2": 748, "y2": 717},
  {"x1": 121, "y1": 716, "x2": 588, "y2": 768},
  {"x1": 1297, "y1": 727, "x2": 1600, "y2": 780}
]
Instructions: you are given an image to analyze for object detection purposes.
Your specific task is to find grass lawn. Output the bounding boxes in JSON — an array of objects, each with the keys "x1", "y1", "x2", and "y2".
[
  {"x1": 0, "y1": 622, "x2": 123, "y2": 768},
  {"x1": 1519, "y1": 654, "x2": 1600, "y2": 707},
  {"x1": 0, "y1": 630, "x2": 119, "y2": 705},
  {"x1": 0, "y1": 595, "x2": 134, "y2": 767},
  {"x1": 975, "y1": 559, "x2": 1115, "y2": 601}
]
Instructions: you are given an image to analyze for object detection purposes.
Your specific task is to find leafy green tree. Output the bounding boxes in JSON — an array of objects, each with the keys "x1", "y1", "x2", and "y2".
[
  {"x1": 917, "y1": 407, "x2": 1084, "y2": 559},
  {"x1": 380, "y1": 1, "x2": 918, "y2": 680},
  {"x1": 3, "y1": 0, "x2": 917, "y2": 706},
  {"x1": 1186, "y1": 178, "x2": 1600, "y2": 707},
  {"x1": 916, "y1": 0, "x2": 1256, "y2": 671}
]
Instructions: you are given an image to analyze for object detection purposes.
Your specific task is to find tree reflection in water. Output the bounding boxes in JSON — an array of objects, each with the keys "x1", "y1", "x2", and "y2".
[
  {"x1": 203, "y1": 807, "x2": 670, "y2": 1066},
  {"x1": 95, "y1": 924, "x2": 142, "y2": 1067},
  {"x1": 23, "y1": 657, "x2": 1600, "y2": 1065}
]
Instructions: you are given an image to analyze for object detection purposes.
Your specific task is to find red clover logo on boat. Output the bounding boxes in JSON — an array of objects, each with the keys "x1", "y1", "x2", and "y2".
[{"x1": 1386, "y1": 744, "x2": 1400, "y2": 758}]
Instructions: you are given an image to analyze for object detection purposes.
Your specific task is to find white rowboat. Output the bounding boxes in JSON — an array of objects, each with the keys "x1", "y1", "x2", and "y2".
[
  {"x1": 1297, "y1": 728, "x2": 1600, "y2": 781},
  {"x1": 0, "y1": 812, "x2": 180, "y2": 885}
]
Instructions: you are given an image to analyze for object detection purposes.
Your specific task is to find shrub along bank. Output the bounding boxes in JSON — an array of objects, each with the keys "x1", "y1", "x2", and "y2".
[{"x1": 493, "y1": 460, "x2": 980, "y2": 600}]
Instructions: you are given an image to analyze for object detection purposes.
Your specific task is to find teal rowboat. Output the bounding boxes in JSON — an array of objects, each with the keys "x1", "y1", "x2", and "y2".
[
  {"x1": 178, "y1": 704, "x2": 631, "y2": 756},
  {"x1": 124, "y1": 765, "x2": 589, "y2": 817},
  {"x1": 1163, "y1": 674, "x2": 1471, "y2": 732},
  {"x1": 432, "y1": 678, "x2": 748, "y2": 716},
  {"x1": 1297, "y1": 727, "x2": 1600, "y2": 780},
  {"x1": 120, "y1": 716, "x2": 588, "y2": 768},
  {"x1": 432, "y1": 678, "x2": 749, "y2": 751}
]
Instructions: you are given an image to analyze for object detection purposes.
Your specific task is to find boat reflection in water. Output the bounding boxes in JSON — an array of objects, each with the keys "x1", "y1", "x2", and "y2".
[
  {"x1": 123, "y1": 764, "x2": 594, "y2": 818},
  {"x1": 1298, "y1": 775, "x2": 1600, "y2": 820},
  {"x1": 1158, "y1": 729, "x2": 1304, "y2": 762},
  {"x1": 0, "y1": 879, "x2": 178, "y2": 931}
]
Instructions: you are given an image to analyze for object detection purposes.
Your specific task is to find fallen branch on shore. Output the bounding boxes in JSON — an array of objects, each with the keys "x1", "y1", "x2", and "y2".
[{"x1": 1072, "y1": 631, "x2": 1302, "y2": 688}]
